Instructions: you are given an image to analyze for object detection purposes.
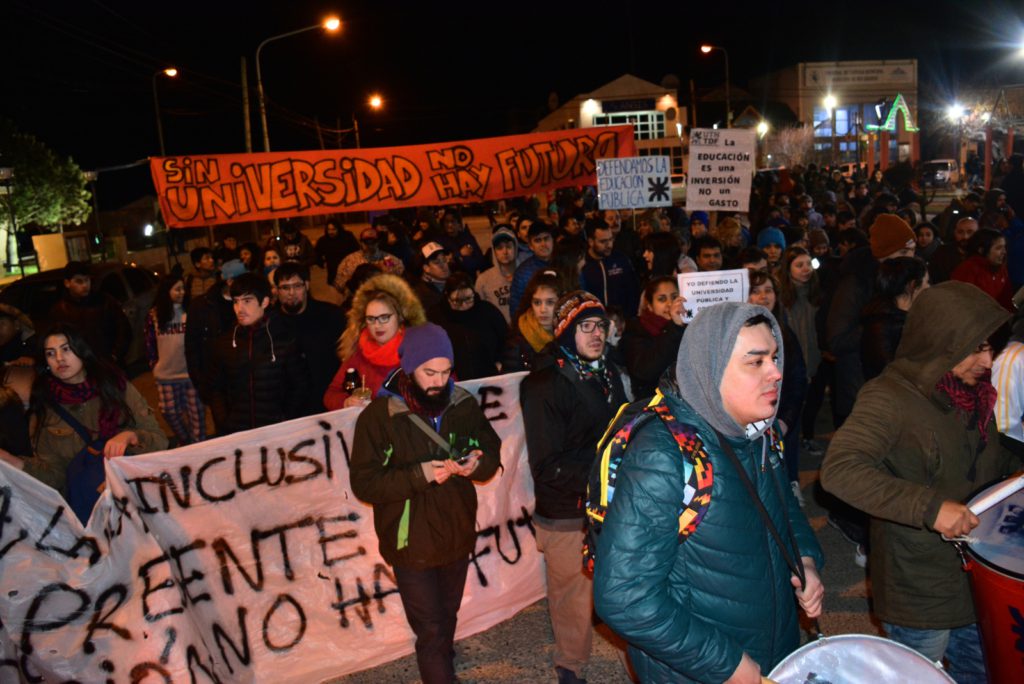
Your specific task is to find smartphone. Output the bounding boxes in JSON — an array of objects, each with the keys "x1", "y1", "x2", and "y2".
[{"x1": 456, "y1": 452, "x2": 473, "y2": 465}]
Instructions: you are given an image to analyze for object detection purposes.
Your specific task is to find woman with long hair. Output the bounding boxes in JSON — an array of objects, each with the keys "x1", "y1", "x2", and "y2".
[
  {"x1": 619, "y1": 276, "x2": 685, "y2": 399},
  {"x1": 748, "y1": 270, "x2": 808, "y2": 505},
  {"x1": 777, "y1": 247, "x2": 822, "y2": 383},
  {"x1": 549, "y1": 236, "x2": 586, "y2": 294},
  {"x1": 1, "y1": 324, "x2": 167, "y2": 523},
  {"x1": 861, "y1": 257, "x2": 929, "y2": 381},
  {"x1": 239, "y1": 241, "x2": 261, "y2": 272},
  {"x1": 501, "y1": 271, "x2": 562, "y2": 372},
  {"x1": 323, "y1": 274, "x2": 427, "y2": 409},
  {"x1": 641, "y1": 232, "x2": 683, "y2": 280},
  {"x1": 144, "y1": 274, "x2": 206, "y2": 444}
]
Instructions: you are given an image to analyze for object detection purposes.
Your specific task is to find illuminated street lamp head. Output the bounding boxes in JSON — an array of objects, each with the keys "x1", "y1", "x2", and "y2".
[
  {"x1": 163, "y1": 68, "x2": 178, "y2": 78},
  {"x1": 700, "y1": 45, "x2": 713, "y2": 54},
  {"x1": 369, "y1": 94, "x2": 383, "y2": 110},
  {"x1": 823, "y1": 94, "x2": 837, "y2": 112},
  {"x1": 756, "y1": 121, "x2": 769, "y2": 137},
  {"x1": 323, "y1": 16, "x2": 341, "y2": 31},
  {"x1": 947, "y1": 103, "x2": 965, "y2": 121}
]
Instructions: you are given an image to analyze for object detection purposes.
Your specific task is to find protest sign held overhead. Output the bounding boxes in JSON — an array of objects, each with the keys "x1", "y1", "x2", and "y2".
[
  {"x1": 0, "y1": 373, "x2": 544, "y2": 683},
  {"x1": 678, "y1": 268, "x2": 750, "y2": 323},
  {"x1": 150, "y1": 127, "x2": 636, "y2": 228},
  {"x1": 685, "y1": 128, "x2": 756, "y2": 212},
  {"x1": 596, "y1": 155, "x2": 672, "y2": 209}
]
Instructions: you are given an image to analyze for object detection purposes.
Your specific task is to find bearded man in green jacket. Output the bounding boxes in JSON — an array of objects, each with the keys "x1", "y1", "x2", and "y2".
[{"x1": 822, "y1": 281, "x2": 1021, "y2": 684}]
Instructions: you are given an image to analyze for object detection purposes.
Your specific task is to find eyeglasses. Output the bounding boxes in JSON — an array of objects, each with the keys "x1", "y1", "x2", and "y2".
[
  {"x1": 277, "y1": 282, "x2": 306, "y2": 292},
  {"x1": 365, "y1": 313, "x2": 394, "y2": 326},
  {"x1": 577, "y1": 319, "x2": 610, "y2": 334},
  {"x1": 449, "y1": 295, "x2": 474, "y2": 306}
]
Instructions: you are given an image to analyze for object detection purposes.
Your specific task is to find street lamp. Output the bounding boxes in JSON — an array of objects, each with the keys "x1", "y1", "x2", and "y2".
[
  {"x1": 700, "y1": 44, "x2": 731, "y2": 128},
  {"x1": 824, "y1": 94, "x2": 838, "y2": 165},
  {"x1": 256, "y1": 15, "x2": 342, "y2": 153},
  {"x1": 152, "y1": 67, "x2": 178, "y2": 156},
  {"x1": 353, "y1": 94, "x2": 384, "y2": 148},
  {"x1": 947, "y1": 103, "x2": 969, "y2": 185},
  {"x1": 756, "y1": 121, "x2": 769, "y2": 138}
]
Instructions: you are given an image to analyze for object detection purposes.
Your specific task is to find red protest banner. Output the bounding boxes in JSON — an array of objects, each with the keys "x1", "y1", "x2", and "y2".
[{"x1": 150, "y1": 126, "x2": 635, "y2": 228}]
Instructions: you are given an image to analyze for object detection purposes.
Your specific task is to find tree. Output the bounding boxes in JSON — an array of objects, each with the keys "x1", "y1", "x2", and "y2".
[
  {"x1": 0, "y1": 118, "x2": 91, "y2": 269},
  {"x1": 766, "y1": 125, "x2": 816, "y2": 168}
]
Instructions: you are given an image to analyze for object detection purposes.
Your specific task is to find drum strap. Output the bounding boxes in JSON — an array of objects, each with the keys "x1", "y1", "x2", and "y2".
[{"x1": 715, "y1": 429, "x2": 806, "y2": 589}]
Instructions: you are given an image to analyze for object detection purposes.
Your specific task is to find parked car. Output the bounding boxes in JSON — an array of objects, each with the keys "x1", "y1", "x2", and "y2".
[
  {"x1": 922, "y1": 159, "x2": 960, "y2": 188},
  {"x1": 0, "y1": 262, "x2": 159, "y2": 367}
]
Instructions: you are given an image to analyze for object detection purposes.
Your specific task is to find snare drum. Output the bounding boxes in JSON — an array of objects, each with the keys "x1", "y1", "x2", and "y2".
[
  {"x1": 964, "y1": 483, "x2": 1024, "y2": 683},
  {"x1": 768, "y1": 634, "x2": 954, "y2": 683}
]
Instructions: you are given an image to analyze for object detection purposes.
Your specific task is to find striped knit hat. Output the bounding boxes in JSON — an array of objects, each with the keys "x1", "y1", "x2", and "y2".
[{"x1": 554, "y1": 290, "x2": 607, "y2": 345}]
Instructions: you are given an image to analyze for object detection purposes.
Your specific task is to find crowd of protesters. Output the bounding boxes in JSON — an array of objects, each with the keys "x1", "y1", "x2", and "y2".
[{"x1": 3, "y1": 154, "x2": 1024, "y2": 683}]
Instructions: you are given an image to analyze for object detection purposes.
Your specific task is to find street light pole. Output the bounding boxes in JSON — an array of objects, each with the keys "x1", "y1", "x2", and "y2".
[
  {"x1": 824, "y1": 94, "x2": 838, "y2": 166},
  {"x1": 151, "y1": 68, "x2": 177, "y2": 156},
  {"x1": 700, "y1": 45, "x2": 731, "y2": 128},
  {"x1": 255, "y1": 16, "x2": 341, "y2": 153}
]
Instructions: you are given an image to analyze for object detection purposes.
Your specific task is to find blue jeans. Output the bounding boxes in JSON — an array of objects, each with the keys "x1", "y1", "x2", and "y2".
[
  {"x1": 394, "y1": 558, "x2": 469, "y2": 684},
  {"x1": 883, "y1": 622, "x2": 987, "y2": 684}
]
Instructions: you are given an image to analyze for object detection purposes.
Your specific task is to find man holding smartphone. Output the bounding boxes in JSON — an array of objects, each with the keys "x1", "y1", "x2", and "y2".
[{"x1": 350, "y1": 323, "x2": 501, "y2": 684}]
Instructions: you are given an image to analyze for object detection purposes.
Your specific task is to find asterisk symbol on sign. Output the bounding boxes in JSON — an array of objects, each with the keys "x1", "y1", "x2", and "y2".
[{"x1": 648, "y1": 176, "x2": 671, "y2": 202}]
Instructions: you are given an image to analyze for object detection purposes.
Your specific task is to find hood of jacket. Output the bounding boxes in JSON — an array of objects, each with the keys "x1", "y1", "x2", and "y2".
[
  {"x1": 338, "y1": 274, "x2": 427, "y2": 360},
  {"x1": 490, "y1": 225, "x2": 518, "y2": 269},
  {"x1": 890, "y1": 281, "x2": 1010, "y2": 396},
  {"x1": 675, "y1": 302, "x2": 784, "y2": 440}
]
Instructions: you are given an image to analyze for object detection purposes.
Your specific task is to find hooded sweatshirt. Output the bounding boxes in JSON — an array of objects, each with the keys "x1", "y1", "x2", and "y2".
[
  {"x1": 822, "y1": 281, "x2": 1017, "y2": 628},
  {"x1": 594, "y1": 302, "x2": 822, "y2": 683},
  {"x1": 475, "y1": 227, "x2": 518, "y2": 323}
]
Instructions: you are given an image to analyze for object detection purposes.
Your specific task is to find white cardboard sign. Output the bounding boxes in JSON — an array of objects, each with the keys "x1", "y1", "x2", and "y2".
[
  {"x1": 596, "y1": 156, "x2": 672, "y2": 209},
  {"x1": 678, "y1": 269, "x2": 750, "y2": 323},
  {"x1": 685, "y1": 128, "x2": 755, "y2": 211}
]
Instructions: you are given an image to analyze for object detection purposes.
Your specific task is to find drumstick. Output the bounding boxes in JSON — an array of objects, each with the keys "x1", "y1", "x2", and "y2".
[{"x1": 968, "y1": 474, "x2": 1024, "y2": 516}]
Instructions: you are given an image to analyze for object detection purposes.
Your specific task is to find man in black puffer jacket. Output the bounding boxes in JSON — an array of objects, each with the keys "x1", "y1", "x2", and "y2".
[
  {"x1": 206, "y1": 273, "x2": 307, "y2": 435},
  {"x1": 520, "y1": 291, "x2": 627, "y2": 684}
]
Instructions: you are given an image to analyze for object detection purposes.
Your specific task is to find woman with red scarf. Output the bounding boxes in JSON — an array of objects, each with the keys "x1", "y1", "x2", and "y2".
[
  {"x1": 619, "y1": 276, "x2": 686, "y2": 399},
  {"x1": 0, "y1": 323, "x2": 167, "y2": 523},
  {"x1": 324, "y1": 274, "x2": 427, "y2": 410}
]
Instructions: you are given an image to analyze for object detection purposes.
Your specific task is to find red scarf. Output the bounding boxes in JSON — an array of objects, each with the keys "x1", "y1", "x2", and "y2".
[
  {"x1": 935, "y1": 370, "x2": 997, "y2": 447},
  {"x1": 638, "y1": 310, "x2": 673, "y2": 336},
  {"x1": 358, "y1": 327, "x2": 404, "y2": 367},
  {"x1": 47, "y1": 374, "x2": 125, "y2": 440}
]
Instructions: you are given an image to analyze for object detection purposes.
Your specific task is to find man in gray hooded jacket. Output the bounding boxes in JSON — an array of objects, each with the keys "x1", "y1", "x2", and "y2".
[{"x1": 593, "y1": 302, "x2": 825, "y2": 683}]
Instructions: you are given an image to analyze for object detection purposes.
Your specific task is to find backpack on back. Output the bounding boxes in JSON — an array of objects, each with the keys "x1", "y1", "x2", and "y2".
[{"x1": 582, "y1": 390, "x2": 715, "y2": 572}]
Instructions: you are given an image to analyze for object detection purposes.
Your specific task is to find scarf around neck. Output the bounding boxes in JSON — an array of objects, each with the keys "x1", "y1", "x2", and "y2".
[
  {"x1": 558, "y1": 345, "x2": 614, "y2": 401},
  {"x1": 935, "y1": 370, "x2": 997, "y2": 448},
  {"x1": 638, "y1": 310, "x2": 673, "y2": 336},
  {"x1": 47, "y1": 374, "x2": 126, "y2": 440},
  {"x1": 358, "y1": 326, "x2": 404, "y2": 367},
  {"x1": 518, "y1": 311, "x2": 553, "y2": 353},
  {"x1": 396, "y1": 370, "x2": 450, "y2": 419}
]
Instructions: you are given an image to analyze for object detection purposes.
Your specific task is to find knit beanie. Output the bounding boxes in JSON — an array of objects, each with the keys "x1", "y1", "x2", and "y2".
[
  {"x1": 399, "y1": 323, "x2": 454, "y2": 374},
  {"x1": 689, "y1": 210, "x2": 710, "y2": 226},
  {"x1": 757, "y1": 227, "x2": 787, "y2": 250},
  {"x1": 869, "y1": 214, "x2": 915, "y2": 258},
  {"x1": 553, "y1": 290, "x2": 607, "y2": 347}
]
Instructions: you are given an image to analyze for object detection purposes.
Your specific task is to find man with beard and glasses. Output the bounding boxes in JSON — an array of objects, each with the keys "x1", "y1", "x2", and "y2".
[
  {"x1": 519, "y1": 291, "x2": 627, "y2": 684},
  {"x1": 273, "y1": 262, "x2": 345, "y2": 415},
  {"x1": 350, "y1": 323, "x2": 501, "y2": 684}
]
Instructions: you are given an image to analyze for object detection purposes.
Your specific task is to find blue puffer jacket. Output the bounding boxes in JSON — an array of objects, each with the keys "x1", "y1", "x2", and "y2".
[{"x1": 593, "y1": 379, "x2": 824, "y2": 682}]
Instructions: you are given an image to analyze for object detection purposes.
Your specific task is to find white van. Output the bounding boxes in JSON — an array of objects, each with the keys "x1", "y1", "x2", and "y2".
[{"x1": 922, "y1": 159, "x2": 960, "y2": 188}]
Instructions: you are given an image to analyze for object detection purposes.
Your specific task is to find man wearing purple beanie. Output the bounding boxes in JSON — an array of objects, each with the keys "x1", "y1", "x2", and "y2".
[{"x1": 350, "y1": 322, "x2": 501, "y2": 684}]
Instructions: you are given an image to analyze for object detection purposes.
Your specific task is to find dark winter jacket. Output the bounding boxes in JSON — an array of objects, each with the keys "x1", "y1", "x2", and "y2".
[
  {"x1": 184, "y1": 283, "x2": 236, "y2": 405},
  {"x1": 49, "y1": 292, "x2": 131, "y2": 363},
  {"x1": 593, "y1": 303, "x2": 823, "y2": 682},
  {"x1": 520, "y1": 347, "x2": 626, "y2": 521},
  {"x1": 500, "y1": 333, "x2": 543, "y2": 373},
  {"x1": 207, "y1": 313, "x2": 307, "y2": 435},
  {"x1": 826, "y1": 246, "x2": 877, "y2": 416},
  {"x1": 581, "y1": 252, "x2": 640, "y2": 317},
  {"x1": 350, "y1": 373, "x2": 501, "y2": 568},
  {"x1": 430, "y1": 299, "x2": 508, "y2": 380},
  {"x1": 315, "y1": 230, "x2": 358, "y2": 284},
  {"x1": 822, "y1": 282, "x2": 1019, "y2": 629},
  {"x1": 275, "y1": 298, "x2": 346, "y2": 415},
  {"x1": 860, "y1": 299, "x2": 906, "y2": 382},
  {"x1": 437, "y1": 229, "x2": 486, "y2": 277},
  {"x1": 620, "y1": 313, "x2": 684, "y2": 400}
]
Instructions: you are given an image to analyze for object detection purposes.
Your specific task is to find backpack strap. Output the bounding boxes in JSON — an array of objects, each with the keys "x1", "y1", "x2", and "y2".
[{"x1": 647, "y1": 400, "x2": 714, "y2": 539}]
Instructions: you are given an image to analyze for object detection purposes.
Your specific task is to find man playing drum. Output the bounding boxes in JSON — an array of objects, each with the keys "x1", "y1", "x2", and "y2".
[{"x1": 822, "y1": 281, "x2": 1021, "y2": 683}]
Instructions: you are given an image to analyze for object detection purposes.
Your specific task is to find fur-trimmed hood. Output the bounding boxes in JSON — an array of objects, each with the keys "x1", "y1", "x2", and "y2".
[{"x1": 337, "y1": 273, "x2": 427, "y2": 359}]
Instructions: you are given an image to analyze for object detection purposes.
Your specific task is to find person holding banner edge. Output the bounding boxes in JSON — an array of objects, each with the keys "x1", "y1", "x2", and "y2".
[{"x1": 350, "y1": 323, "x2": 501, "y2": 684}]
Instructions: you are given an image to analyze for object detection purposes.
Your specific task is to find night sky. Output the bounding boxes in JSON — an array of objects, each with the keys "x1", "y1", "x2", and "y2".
[{"x1": 3, "y1": 0, "x2": 1023, "y2": 208}]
